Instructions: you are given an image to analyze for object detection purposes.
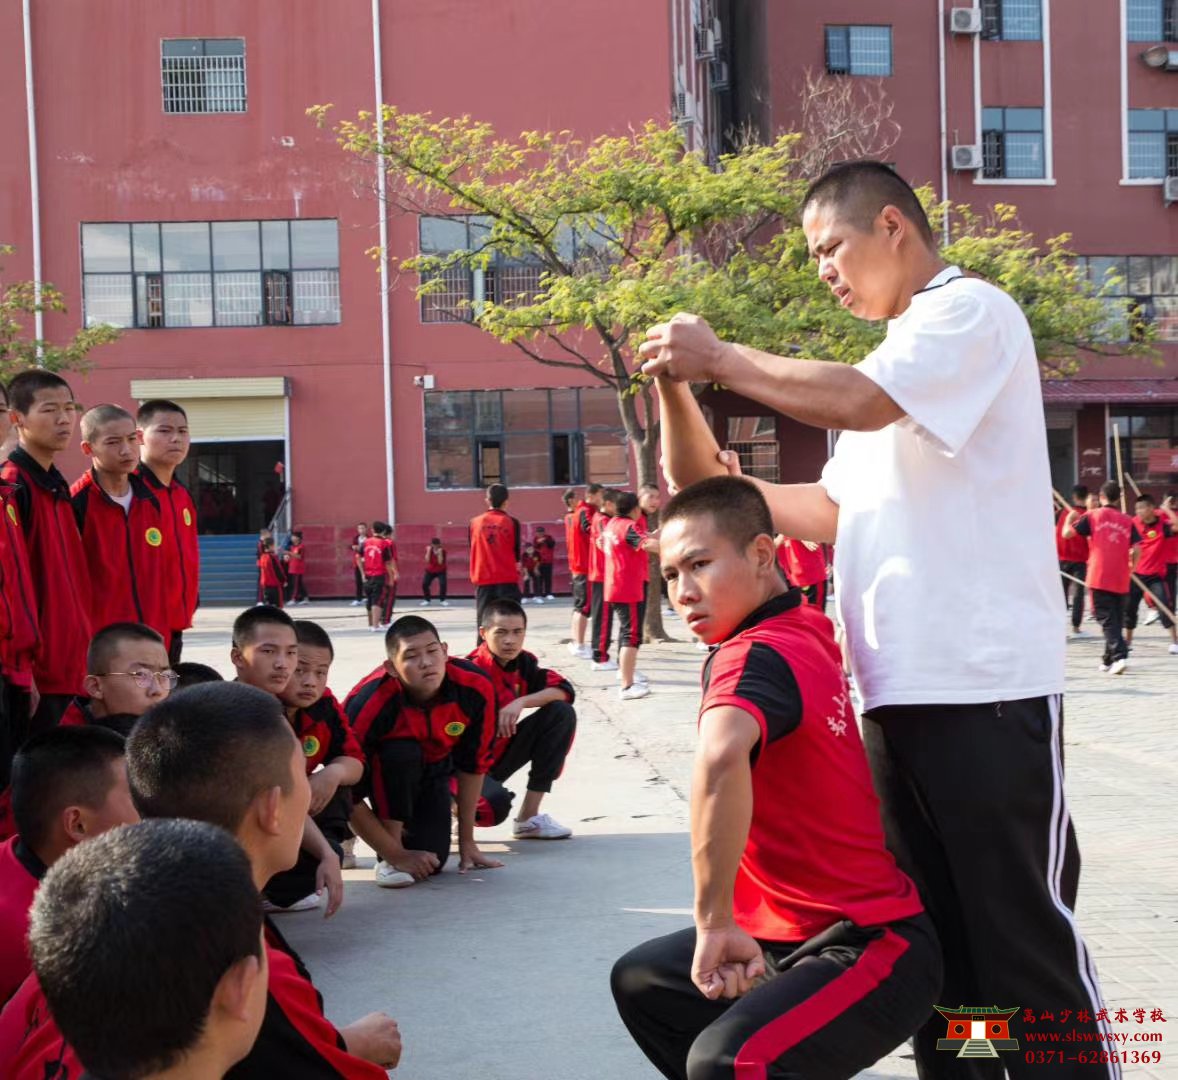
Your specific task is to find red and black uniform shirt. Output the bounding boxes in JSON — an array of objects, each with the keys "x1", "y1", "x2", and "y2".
[
  {"x1": 0, "y1": 972, "x2": 81, "y2": 1079},
  {"x1": 0, "y1": 479, "x2": 39, "y2": 689},
  {"x1": 521, "y1": 550, "x2": 540, "y2": 576},
  {"x1": 603, "y1": 515, "x2": 647, "y2": 604},
  {"x1": 566, "y1": 501, "x2": 594, "y2": 577},
  {"x1": 360, "y1": 536, "x2": 390, "y2": 579},
  {"x1": 0, "y1": 837, "x2": 45, "y2": 1006},
  {"x1": 1133, "y1": 514, "x2": 1173, "y2": 578},
  {"x1": 1055, "y1": 505, "x2": 1089, "y2": 563},
  {"x1": 258, "y1": 552, "x2": 287, "y2": 589},
  {"x1": 286, "y1": 543, "x2": 306, "y2": 575},
  {"x1": 137, "y1": 464, "x2": 199, "y2": 633},
  {"x1": 777, "y1": 537, "x2": 827, "y2": 589},
  {"x1": 466, "y1": 643, "x2": 574, "y2": 762},
  {"x1": 1073, "y1": 508, "x2": 1141, "y2": 594},
  {"x1": 0, "y1": 449, "x2": 92, "y2": 696},
  {"x1": 536, "y1": 534, "x2": 556, "y2": 566},
  {"x1": 425, "y1": 545, "x2": 446, "y2": 573},
  {"x1": 71, "y1": 469, "x2": 172, "y2": 646},
  {"x1": 700, "y1": 590, "x2": 923, "y2": 942},
  {"x1": 289, "y1": 690, "x2": 363, "y2": 776},
  {"x1": 587, "y1": 510, "x2": 608, "y2": 583},
  {"x1": 468, "y1": 509, "x2": 521, "y2": 586},
  {"x1": 345, "y1": 658, "x2": 497, "y2": 818}
]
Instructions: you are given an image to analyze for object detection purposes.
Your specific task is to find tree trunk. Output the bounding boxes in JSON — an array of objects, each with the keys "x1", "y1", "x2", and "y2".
[{"x1": 638, "y1": 386, "x2": 672, "y2": 642}]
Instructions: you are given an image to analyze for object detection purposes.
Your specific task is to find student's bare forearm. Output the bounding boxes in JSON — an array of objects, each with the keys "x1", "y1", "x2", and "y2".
[
  {"x1": 656, "y1": 377, "x2": 726, "y2": 490},
  {"x1": 456, "y1": 771, "x2": 483, "y2": 844},
  {"x1": 717, "y1": 344, "x2": 902, "y2": 433},
  {"x1": 746, "y1": 480, "x2": 839, "y2": 545},
  {"x1": 301, "y1": 816, "x2": 335, "y2": 860},
  {"x1": 326, "y1": 756, "x2": 364, "y2": 787},
  {"x1": 518, "y1": 688, "x2": 568, "y2": 710},
  {"x1": 349, "y1": 801, "x2": 402, "y2": 862}
]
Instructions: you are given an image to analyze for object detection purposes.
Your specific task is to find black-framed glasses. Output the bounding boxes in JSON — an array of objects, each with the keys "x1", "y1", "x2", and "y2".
[{"x1": 97, "y1": 670, "x2": 180, "y2": 690}]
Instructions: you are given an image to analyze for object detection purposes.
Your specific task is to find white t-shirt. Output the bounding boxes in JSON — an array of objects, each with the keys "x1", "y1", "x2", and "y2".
[
  {"x1": 109, "y1": 489, "x2": 134, "y2": 514},
  {"x1": 819, "y1": 266, "x2": 1064, "y2": 712}
]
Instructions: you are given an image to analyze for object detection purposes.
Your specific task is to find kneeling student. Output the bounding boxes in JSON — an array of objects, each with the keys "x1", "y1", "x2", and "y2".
[
  {"x1": 29, "y1": 819, "x2": 268, "y2": 1080},
  {"x1": 346, "y1": 616, "x2": 504, "y2": 888},
  {"x1": 468, "y1": 598, "x2": 576, "y2": 839},
  {"x1": 272, "y1": 620, "x2": 364, "y2": 904},
  {"x1": 611, "y1": 478, "x2": 941, "y2": 1080}
]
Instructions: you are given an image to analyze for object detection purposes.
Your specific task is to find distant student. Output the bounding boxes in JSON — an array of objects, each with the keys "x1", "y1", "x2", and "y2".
[
  {"x1": 174, "y1": 661, "x2": 225, "y2": 690},
  {"x1": 564, "y1": 484, "x2": 601, "y2": 659},
  {"x1": 521, "y1": 542, "x2": 543, "y2": 604},
  {"x1": 775, "y1": 534, "x2": 828, "y2": 609},
  {"x1": 1056, "y1": 484, "x2": 1091, "y2": 636},
  {"x1": 350, "y1": 522, "x2": 369, "y2": 606},
  {"x1": 0, "y1": 370, "x2": 92, "y2": 728},
  {"x1": 231, "y1": 606, "x2": 343, "y2": 916},
  {"x1": 137, "y1": 399, "x2": 199, "y2": 665},
  {"x1": 124, "y1": 683, "x2": 401, "y2": 1077},
  {"x1": 285, "y1": 530, "x2": 309, "y2": 605},
  {"x1": 588, "y1": 488, "x2": 618, "y2": 669},
  {"x1": 420, "y1": 536, "x2": 449, "y2": 607},
  {"x1": 1125, "y1": 492, "x2": 1177, "y2": 655},
  {"x1": 345, "y1": 616, "x2": 503, "y2": 888},
  {"x1": 468, "y1": 598, "x2": 576, "y2": 839},
  {"x1": 257, "y1": 537, "x2": 287, "y2": 609},
  {"x1": 1167, "y1": 493, "x2": 1178, "y2": 622},
  {"x1": 255, "y1": 528, "x2": 273, "y2": 604},
  {"x1": 603, "y1": 491, "x2": 654, "y2": 699},
  {"x1": 0, "y1": 726, "x2": 136, "y2": 1005},
  {"x1": 71, "y1": 404, "x2": 172, "y2": 646},
  {"x1": 273, "y1": 620, "x2": 364, "y2": 909},
  {"x1": 360, "y1": 520, "x2": 395, "y2": 631},
  {"x1": 469, "y1": 483, "x2": 522, "y2": 632},
  {"x1": 377, "y1": 523, "x2": 399, "y2": 625},
  {"x1": 534, "y1": 525, "x2": 556, "y2": 599},
  {"x1": 1064, "y1": 480, "x2": 1141, "y2": 674},
  {"x1": 612, "y1": 478, "x2": 938, "y2": 1080},
  {"x1": 61, "y1": 622, "x2": 176, "y2": 736},
  {"x1": 28, "y1": 819, "x2": 268, "y2": 1080}
]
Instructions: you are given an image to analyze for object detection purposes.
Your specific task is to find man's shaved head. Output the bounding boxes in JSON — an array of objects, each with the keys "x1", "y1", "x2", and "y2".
[{"x1": 802, "y1": 161, "x2": 935, "y2": 248}]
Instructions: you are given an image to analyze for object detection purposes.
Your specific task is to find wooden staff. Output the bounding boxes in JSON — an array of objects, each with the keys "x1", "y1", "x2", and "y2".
[
  {"x1": 1113, "y1": 425, "x2": 1127, "y2": 511},
  {"x1": 1052, "y1": 487, "x2": 1177, "y2": 624},
  {"x1": 1124, "y1": 472, "x2": 1144, "y2": 498}
]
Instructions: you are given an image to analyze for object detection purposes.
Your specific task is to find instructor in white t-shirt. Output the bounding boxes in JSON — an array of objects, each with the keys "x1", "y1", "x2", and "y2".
[{"x1": 645, "y1": 162, "x2": 1118, "y2": 1080}]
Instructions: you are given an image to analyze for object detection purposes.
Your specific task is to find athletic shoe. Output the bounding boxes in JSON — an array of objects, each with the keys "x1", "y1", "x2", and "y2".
[
  {"x1": 1109, "y1": 658, "x2": 1128, "y2": 675},
  {"x1": 263, "y1": 892, "x2": 320, "y2": 913},
  {"x1": 513, "y1": 813, "x2": 573, "y2": 840},
  {"x1": 694, "y1": 639, "x2": 712, "y2": 652},
  {"x1": 440, "y1": 600, "x2": 450, "y2": 607},
  {"x1": 419, "y1": 599, "x2": 431, "y2": 606},
  {"x1": 533, "y1": 598, "x2": 545, "y2": 606},
  {"x1": 663, "y1": 607, "x2": 677, "y2": 618},
  {"x1": 521, "y1": 597, "x2": 531, "y2": 605},
  {"x1": 1144, "y1": 610, "x2": 1161, "y2": 626},
  {"x1": 1068, "y1": 628, "x2": 1088, "y2": 639},
  {"x1": 369, "y1": 625, "x2": 383, "y2": 633},
  {"x1": 350, "y1": 599, "x2": 364, "y2": 607},
  {"x1": 374, "y1": 861, "x2": 416, "y2": 889},
  {"x1": 619, "y1": 683, "x2": 651, "y2": 701},
  {"x1": 591, "y1": 659, "x2": 619, "y2": 672},
  {"x1": 1098, "y1": 663, "x2": 1110, "y2": 673},
  {"x1": 1169, "y1": 643, "x2": 1178, "y2": 655},
  {"x1": 546, "y1": 594, "x2": 556, "y2": 601},
  {"x1": 616, "y1": 670, "x2": 649, "y2": 684}
]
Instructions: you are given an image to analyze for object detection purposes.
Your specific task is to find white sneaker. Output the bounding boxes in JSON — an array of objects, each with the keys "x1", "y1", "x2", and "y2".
[
  {"x1": 263, "y1": 892, "x2": 320, "y2": 913},
  {"x1": 620, "y1": 683, "x2": 651, "y2": 700},
  {"x1": 513, "y1": 813, "x2": 572, "y2": 840},
  {"x1": 419, "y1": 599, "x2": 431, "y2": 606},
  {"x1": 546, "y1": 594, "x2": 556, "y2": 601},
  {"x1": 1109, "y1": 658, "x2": 1128, "y2": 675},
  {"x1": 374, "y1": 861, "x2": 416, "y2": 888},
  {"x1": 663, "y1": 607, "x2": 677, "y2": 618},
  {"x1": 350, "y1": 599, "x2": 364, "y2": 607},
  {"x1": 567, "y1": 641, "x2": 585, "y2": 657},
  {"x1": 521, "y1": 597, "x2": 531, "y2": 605},
  {"x1": 533, "y1": 597, "x2": 545, "y2": 606},
  {"x1": 1068, "y1": 628, "x2": 1088, "y2": 639},
  {"x1": 591, "y1": 659, "x2": 618, "y2": 672},
  {"x1": 1098, "y1": 662, "x2": 1111, "y2": 673},
  {"x1": 440, "y1": 600, "x2": 450, "y2": 607},
  {"x1": 1144, "y1": 610, "x2": 1161, "y2": 626},
  {"x1": 369, "y1": 625, "x2": 383, "y2": 633},
  {"x1": 1169, "y1": 643, "x2": 1178, "y2": 655}
]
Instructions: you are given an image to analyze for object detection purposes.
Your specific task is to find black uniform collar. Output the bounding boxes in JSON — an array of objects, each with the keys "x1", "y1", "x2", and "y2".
[
  {"x1": 9, "y1": 446, "x2": 69, "y2": 496},
  {"x1": 14, "y1": 837, "x2": 49, "y2": 881},
  {"x1": 724, "y1": 588, "x2": 804, "y2": 642}
]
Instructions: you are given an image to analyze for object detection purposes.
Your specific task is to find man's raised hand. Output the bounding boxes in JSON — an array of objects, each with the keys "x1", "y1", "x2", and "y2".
[{"x1": 640, "y1": 314, "x2": 731, "y2": 383}]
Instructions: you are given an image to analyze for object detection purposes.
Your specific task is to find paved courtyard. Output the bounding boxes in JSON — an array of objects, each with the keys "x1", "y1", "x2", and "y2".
[{"x1": 183, "y1": 596, "x2": 1177, "y2": 1079}]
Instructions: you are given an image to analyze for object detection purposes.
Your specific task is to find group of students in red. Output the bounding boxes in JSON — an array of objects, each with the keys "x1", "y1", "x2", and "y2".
[
  {"x1": 0, "y1": 370, "x2": 199, "y2": 808},
  {"x1": 0, "y1": 586, "x2": 580, "y2": 1075},
  {"x1": 1056, "y1": 480, "x2": 1178, "y2": 672},
  {"x1": 256, "y1": 526, "x2": 310, "y2": 607}
]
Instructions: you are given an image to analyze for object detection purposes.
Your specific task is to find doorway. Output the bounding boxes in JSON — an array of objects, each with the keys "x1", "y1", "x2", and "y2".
[{"x1": 178, "y1": 440, "x2": 286, "y2": 534}]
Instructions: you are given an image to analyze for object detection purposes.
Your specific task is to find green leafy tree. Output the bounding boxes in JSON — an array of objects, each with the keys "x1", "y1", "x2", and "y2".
[{"x1": 0, "y1": 246, "x2": 120, "y2": 380}]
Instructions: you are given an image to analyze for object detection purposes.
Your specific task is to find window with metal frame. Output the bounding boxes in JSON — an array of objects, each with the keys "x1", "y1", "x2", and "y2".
[
  {"x1": 981, "y1": 0, "x2": 1042, "y2": 40},
  {"x1": 424, "y1": 388, "x2": 629, "y2": 490},
  {"x1": 161, "y1": 39, "x2": 246, "y2": 114},
  {"x1": 824, "y1": 26, "x2": 892, "y2": 76},
  {"x1": 1109, "y1": 408, "x2": 1178, "y2": 484},
  {"x1": 1127, "y1": 110, "x2": 1178, "y2": 178},
  {"x1": 1078, "y1": 255, "x2": 1178, "y2": 343},
  {"x1": 81, "y1": 220, "x2": 340, "y2": 329},
  {"x1": 981, "y1": 107, "x2": 1045, "y2": 178},
  {"x1": 1127, "y1": 0, "x2": 1178, "y2": 41}
]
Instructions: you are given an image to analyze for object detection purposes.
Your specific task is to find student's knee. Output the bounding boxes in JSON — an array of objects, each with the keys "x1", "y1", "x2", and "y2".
[
  {"x1": 544, "y1": 700, "x2": 577, "y2": 734},
  {"x1": 609, "y1": 947, "x2": 650, "y2": 1014}
]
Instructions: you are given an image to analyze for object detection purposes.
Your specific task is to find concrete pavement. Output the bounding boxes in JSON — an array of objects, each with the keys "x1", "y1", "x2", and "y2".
[{"x1": 180, "y1": 596, "x2": 1177, "y2": 1079}]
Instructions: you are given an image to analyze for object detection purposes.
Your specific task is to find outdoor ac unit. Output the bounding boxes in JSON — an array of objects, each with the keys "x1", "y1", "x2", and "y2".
[
  {"x1": 695, "y1": 25, "x2": 716, "y2": 59},
  {"x1": 675, "y1": 90, "x2": 697, "y2": 126},
  {"x1": 1164, "y1": 176, "x2": 1178, "y2": 205},
  {"x1": 950, "y1": 7, "x2": 983, "y2": 33},
  {"x1": 951, "y1": 144, "x2": 983, "y2": 170},
  {"x1": 712, "y1": 16, "x2": 724, "y2": 49},
  {"x1": 709, "y1": 60, "x2": 730, "y2": 91}
]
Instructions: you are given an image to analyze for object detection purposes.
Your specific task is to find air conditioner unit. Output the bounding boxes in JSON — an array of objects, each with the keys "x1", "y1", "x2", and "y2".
[
  {"x1": 712, "y1": 15, "x2": 724, "y2": 49},
  {"x1": 709, "y1": 60, "x2": 730, "y2": 91},
  {"x1": 675, "y1": 90, "x2": 697, "y2": 126},
  {"x1": 695, "y1": 25, "x2": 716, "y2": 59},
  {"x1": 950, "y1": 7, "x2": 983, "y2": 33},
  {"x1": 951, "y1": 144, "x2": 983, "y2": 170},
  {"x1": 1164, "y1": 176, "x2": 1178, "y2": 205}
]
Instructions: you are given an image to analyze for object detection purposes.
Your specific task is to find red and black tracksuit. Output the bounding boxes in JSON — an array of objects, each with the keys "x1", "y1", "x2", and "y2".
[
  {"x1": 466, "y1": 643, "x2": 577, "y2": 825},
  {"x1": 423, "y1": 545, "x2": 447, "y2": 602},
  {"x1": 0, "y1": 836, "x2": 44, "y2": 1007},
  {"x1": 137, "y1": 464, "x2": 199, "y2": 664},
  {"x1": 469, "y1": 508, "x2": 522, "y2": 632},
  {"x1": 0, "y1": 479, "x2": 39, "y2": 797},
  {"x1": 265, "y1": 691, "x2": 364, "y2": 909},
  {"x1": 286, "y1": 542, "x2": 308, "y2": 602},
  {"x1": 565, "y1": 501, "x2": 594, "y2": 616},
  {"x1": 588, "y1": 510, "x2": 611, "y2": 661},
  {"x1": 535, "y1": 533, "x2": 556, "y2": 596},
  {"x1": 258, "y1": 551, "x2": 287, "y2": 608},
  {"x1": 603, "y1": 515, "x2": 648, "y2": 654},
  {"x1": 1056, "y1": 504, "x2": 1090, "y2": 631},
  {"x1": 345, "y1": 658, "x2": 496, "y2": 868},
  {"x1": 71, "y1": 469, "x2": 172, "y2": 647},
  {"x1": 0, "y1": 449, "x2": 92, "y2": 727}
]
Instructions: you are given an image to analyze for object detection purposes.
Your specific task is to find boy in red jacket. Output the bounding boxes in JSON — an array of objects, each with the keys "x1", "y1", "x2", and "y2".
[
  {"x1": 257, "y1": 538, "x2": 287, "y2": 608},
  {"x1": 603, "y1": 491, "x2": 656, "y2": 699},
  {"x1": 72, "y1": 405, "x2": 171, "y2": 648},
  {"x1": 1056, "y1": 483, "x2": 1090, "y2": 636},
  {"x1": 285, "y1": 530, "x2": 309, "y2": 605},
  {"x1": 1124, "y1": 492, "x2": 1177, "y2": 654},
  {"x1": 420, "y1": 536, "x2": 449, "y2": 607},
  {"x1": 1, "y1": 371, "x2": 92, "y2": 729}
]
